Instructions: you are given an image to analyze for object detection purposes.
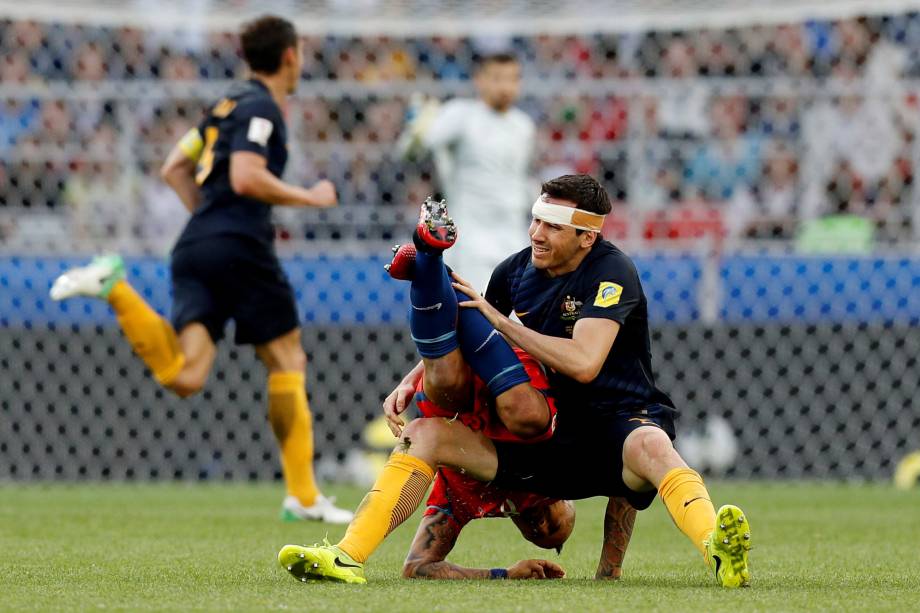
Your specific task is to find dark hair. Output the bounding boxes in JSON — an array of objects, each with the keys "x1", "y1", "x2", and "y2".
[
  {"x1": 240, "y1": 15, "x2": 298, "y2": 74},
  {"x1": 540, "y1": 174, "x2": 612, "y2": 215},
  {"x1": 474, "y1": 52, "x2": 519, "y2": 70}
]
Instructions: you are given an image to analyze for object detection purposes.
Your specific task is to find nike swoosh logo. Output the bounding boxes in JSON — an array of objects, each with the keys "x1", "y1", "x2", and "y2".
[
  {"x1": 684, "y1": 496, "x2": 708, "y2": 508},
  {"x1": 412, "y1": 302, "x2": 442, "y2": 311},
  {"x1": 514, "y1": 311, "x2": 529, "y2": 317},
  {"x1": 474, "y1": 329, "x2": 500, "y2": 352},
  {"x1": 334, "y1": 557, "x2": 362, "y2": 569}
]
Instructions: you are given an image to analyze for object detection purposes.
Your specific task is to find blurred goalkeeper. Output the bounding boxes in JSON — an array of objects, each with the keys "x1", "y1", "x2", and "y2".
[
  {"x1": 49, "y1": 15, "x2": 352, "y2": 523},
  {"x1": 397, "y1": 52, "x2": 536, "y2": 294}
]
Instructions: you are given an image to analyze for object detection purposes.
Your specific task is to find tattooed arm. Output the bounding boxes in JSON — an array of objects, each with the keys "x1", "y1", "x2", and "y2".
[
  {"x1": 595, "y1": 496, "x2": 637, "y2": 580},
  {"x1": 403, "y1": 511, "x2": 565, "y2": 580}
]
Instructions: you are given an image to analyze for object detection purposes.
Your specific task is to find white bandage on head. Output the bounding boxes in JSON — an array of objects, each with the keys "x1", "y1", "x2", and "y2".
[{"x1": 531, "y1": 194, "x2": 606, "y2": 232}]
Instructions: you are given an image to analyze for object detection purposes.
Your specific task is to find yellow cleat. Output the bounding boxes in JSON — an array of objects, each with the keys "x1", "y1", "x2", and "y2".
[
  {"x1": 278, "y1": 540, "x2": 367, "y2": 585},
  {"x1": 704, "y1": 504, "x2": 752, "y2": 588}
]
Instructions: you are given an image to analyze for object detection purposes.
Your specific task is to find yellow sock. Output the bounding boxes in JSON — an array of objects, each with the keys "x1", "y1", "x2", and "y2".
[
  {"x1": 659, "y1": 467, "x2": 717, "y2": 556},
  {"x1": 107, "y1": 280, "x2": 185, "y2": 385},
  {"x1": 337, "y1": 453, "x2": 434, "y2": 563},
  {"x1": 268, "y1": 372, "x2": 319, "y2": 506}
]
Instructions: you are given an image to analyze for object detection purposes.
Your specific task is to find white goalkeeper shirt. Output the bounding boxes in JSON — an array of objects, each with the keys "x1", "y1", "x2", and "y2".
[{"x1": 422, "y1": 98, "x2": 536, "y2": 294}]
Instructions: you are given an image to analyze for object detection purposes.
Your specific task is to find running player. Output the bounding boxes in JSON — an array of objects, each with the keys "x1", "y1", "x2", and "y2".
[
  {"x1": 49, "y1": 15, "x2": 352, "y2": 523},
  {"x1": 279, "y1": 176, "x2": 752, "y2": 587}
]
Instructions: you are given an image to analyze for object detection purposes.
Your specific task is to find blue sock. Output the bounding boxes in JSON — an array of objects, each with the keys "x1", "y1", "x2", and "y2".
[
  {"x1": 409, "y1": 250, "x2": 458, "y2": 358},
  {"x1": 455, "y1": 289, "x2": 530, "y2": 397}
]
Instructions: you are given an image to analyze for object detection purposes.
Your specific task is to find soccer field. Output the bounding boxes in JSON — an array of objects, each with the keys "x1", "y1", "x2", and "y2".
[{"x1": 1, "y1": 482, "x2": 917, "y2": 612}]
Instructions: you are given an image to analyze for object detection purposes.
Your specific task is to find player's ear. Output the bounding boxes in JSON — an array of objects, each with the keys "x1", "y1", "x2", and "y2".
[
  {"x1": 282, "y1": 45, "x2": 297, "y2": 68},
  {"x1": 580, "y1": 230, "x2": 598, "y2": 249}
]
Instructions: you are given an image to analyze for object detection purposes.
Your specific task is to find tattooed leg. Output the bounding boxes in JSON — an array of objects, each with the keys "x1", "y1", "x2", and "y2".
[{"x1": 595, "y1": 496, "x2": 637, "y2": 580}]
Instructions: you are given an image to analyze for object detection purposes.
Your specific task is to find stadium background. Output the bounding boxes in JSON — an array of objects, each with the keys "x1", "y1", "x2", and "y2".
[{"x1": 2, "y1": 0, "x2": 919, "y2": 487}]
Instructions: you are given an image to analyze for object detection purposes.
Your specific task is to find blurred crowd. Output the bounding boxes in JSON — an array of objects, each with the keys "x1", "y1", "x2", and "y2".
[{"x1": 1, "y1": 13, "x2": 919, "y2": 250}]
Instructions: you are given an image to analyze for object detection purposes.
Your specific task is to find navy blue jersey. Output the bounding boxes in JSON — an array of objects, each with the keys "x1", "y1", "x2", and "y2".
[
  {"x1": 176, "y1": 79, "x2": 287, "y2": 248},
  {"x1": 485, "y1": 240, "x2": 675, "y2": 416}
]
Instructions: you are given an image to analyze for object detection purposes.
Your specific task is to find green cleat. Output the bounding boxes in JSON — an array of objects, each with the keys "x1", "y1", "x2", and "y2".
[
  {"x1": 50, "y1": 254, "x2": 125, "y2": 301},
  {"x1": 705, "y1": 504, "x2": 752, "y2": 588},
  {"x1": 278, "y1": 540, "x2": 366, "y2": 585}
]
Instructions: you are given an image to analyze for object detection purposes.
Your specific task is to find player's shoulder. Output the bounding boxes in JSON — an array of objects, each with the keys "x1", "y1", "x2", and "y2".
[
  {"x1": 582, "y1": 239, "x2": 638, "y2": 278},
  {"x1": 441, "y1": 97, "x2": 477, "y2": 114},
  {"x1": 507, "y1": 107, "x2": 536, "y2": 131},
  {"x1": 222, "y1": 80, "x2": 281, "y2": 120}
]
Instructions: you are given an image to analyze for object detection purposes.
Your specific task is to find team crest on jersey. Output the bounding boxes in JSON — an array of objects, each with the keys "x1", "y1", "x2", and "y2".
[
  {"x1": 560, "y1": 295, "x2": 582, "y2": 321},
  {"x1": 594, "y1": 282, "x2": 623, "y2": 308}
]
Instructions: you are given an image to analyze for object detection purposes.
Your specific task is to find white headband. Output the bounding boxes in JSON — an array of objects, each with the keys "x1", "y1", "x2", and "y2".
[{"x1": 532, "y1": 194, "x2": 606, "y2": 232}]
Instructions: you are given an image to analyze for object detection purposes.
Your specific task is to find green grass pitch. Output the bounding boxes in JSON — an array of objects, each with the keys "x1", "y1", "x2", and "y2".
[{"x1": 1, "y1": 481, "x2": 918, "y2": 612}]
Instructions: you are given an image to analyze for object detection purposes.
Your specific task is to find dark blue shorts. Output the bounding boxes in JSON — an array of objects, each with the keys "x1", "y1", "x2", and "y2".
[
  {"x1": 170, "y1": 234, "x2": 299, "y2": 345},
  {"x1": 492, "y1": 403, "x2": 677, "y2": 510}
]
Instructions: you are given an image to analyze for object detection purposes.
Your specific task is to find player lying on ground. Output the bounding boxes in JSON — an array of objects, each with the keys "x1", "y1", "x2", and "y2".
[
  {"x1": 48, "y1": 15, "x2": 351, "y2": 523},
  {"x1": 401, "y1": 349, "x2": 636, "y2": 581},
  {"x1": 403, "y1": 349, "x2": 571, "y2": 581},
  {"x1": 279, "y1": 178, "x2": 753, "y2": 587}
]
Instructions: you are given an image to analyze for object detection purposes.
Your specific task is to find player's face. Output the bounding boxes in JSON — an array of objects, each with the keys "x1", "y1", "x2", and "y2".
[
  {"x1": 475, "y1": 61, "x2": 521, "y2": 112},
  {"x1": 529, "y1": 197, "x2": 596, "y2": 276}
]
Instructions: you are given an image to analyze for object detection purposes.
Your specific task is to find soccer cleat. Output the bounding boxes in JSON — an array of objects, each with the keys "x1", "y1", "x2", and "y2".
[
  {"x1": 704, "y1": 504, "x2": 752, "y2": 588},
  {"x1": 415, "y1": 196, "x2": 457, "y2": 251},
  {"x1": 384, "y1": 243, "x2": 417, "y2": 280},
  {"x1": 280, "y1": 494, "x2": 354, "y2": 524},
  {"x1": 278, "y1": 539, "x2": 366, "y2": 585},
  {"x1": 49, "y1": 254, "x2": 125, "y2": 301}
]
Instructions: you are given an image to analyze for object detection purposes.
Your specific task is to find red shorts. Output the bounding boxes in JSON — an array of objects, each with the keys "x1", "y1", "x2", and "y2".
[
  {"x1": 415, "y1": 348, "x2": 561, "y2": 527},
  {"x1": 424, "y1": 467, "x2": 558, "y2": 528}
]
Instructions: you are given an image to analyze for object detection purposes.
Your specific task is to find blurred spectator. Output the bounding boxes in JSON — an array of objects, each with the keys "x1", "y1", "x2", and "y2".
[
  {"x1": 740, "y1": 141, "x2": 800, "y2": 238},
  {"x1": 2, "y1": 13, "x2": 918, "y2": 248},
  {"x1": 653, "y1": 34, "x2": 709, "y2": 137},
  {"x1": 686, "y1": 97, "x2": 762, "y2": 199},
  {"x1": 801, "y1": 63, "x2": 904, "y2": 221}
]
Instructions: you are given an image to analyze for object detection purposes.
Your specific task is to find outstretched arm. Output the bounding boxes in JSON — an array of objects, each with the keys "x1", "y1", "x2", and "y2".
[
  {"x1": 230, "y1": 151, "x2": 337, "y2": 208},
  {"x1": 403, "y1": 511, "x2": 565, "y2": 580},
  {"x1": 595, "y1": 496, "x2": 637, "y2": 580},
  {"x1": 455, "y1": 274, "x2": 619, "y2": 384}
]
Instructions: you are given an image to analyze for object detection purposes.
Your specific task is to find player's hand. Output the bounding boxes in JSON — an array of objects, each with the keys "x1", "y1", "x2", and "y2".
[
  {"x1": 507, "y1": 559, "x2": 566, "y2": 580},
  {"x1": 305, "y1": 179, "x2": 338, "y2": 207},
  {"x1": 452, "y1": 272, "x2": 504, "y2": 329},
  {"x1": 383, "y1": 379, "x2": 416, "y2": 437}
]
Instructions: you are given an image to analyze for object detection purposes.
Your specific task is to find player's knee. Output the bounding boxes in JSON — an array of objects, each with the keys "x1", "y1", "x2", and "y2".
[
  {"x1": 497, "y1": 387, "x2": 550, "y2": 439},
  {"x1": 169, "y1": 370, "x2": 207, "y2": 398},
  {"x1": 423, "y1": 356, "x2": 468, "y2": 400},
  {"x1": 400, "y1": 418, "x2": 450, "y2": 459},
  {"x1": 624, "y1": 427, "x2": 673, "y2": 467},
  {"x1": 282, "y1": 346, "x2": 307, "y2": 373}
]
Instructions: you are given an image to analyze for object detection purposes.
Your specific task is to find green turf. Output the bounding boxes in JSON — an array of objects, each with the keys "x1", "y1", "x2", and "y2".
[{"x1": 1, "y1": 481, "x2": 918, "y2": 612}]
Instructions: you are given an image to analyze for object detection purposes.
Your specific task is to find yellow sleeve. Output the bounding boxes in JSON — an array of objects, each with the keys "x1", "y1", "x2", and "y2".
[{"x1": 177, "y1": 127, "x2": 204, "y2": 162}]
